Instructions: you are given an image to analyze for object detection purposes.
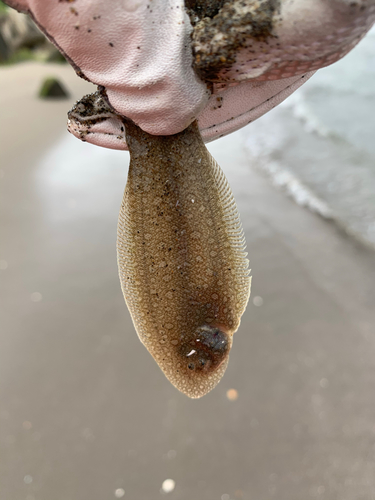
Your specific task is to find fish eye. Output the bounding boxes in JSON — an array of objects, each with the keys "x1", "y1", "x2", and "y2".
[{"x1": 178, "y1": 324, "x2": 230, "y2": 375}]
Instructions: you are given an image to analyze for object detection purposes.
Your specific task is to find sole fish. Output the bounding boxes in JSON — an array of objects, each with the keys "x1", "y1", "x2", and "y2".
[{"x1": 117, "y1": 120, "x2": 251, "y2": 398}]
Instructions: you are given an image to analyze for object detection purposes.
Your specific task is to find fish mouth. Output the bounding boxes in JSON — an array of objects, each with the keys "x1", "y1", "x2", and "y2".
[
  {"x1": 149, "y1": 325, "x2": 232, "y2": 398},
  {"x1": 170, "y1": 355, "x2": 231, "y2": 399}
]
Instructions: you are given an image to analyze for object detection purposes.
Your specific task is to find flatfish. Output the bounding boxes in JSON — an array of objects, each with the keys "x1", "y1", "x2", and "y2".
[{"x1": 117, "y1": 119, "x2": 251, "y2": 398}]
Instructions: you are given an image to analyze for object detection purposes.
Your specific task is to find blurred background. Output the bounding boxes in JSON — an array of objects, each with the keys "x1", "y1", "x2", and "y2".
[{"x1": 1, "y1": 4, "x2": 375, "y2": 499}]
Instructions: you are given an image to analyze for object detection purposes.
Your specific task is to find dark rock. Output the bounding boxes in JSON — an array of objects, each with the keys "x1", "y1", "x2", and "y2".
[
  {"x1": 0, "y1": 28, "x2": 9, "y2": 61},
  {"x1": 0, "y1": 7, "x2": 61, "y2": 63},
  {"x1": 39, "y1": 77, "x2": 70, "y2": 99},
  {"x1": 1, "y1": 8, "x2": 44, "y2": 52}
]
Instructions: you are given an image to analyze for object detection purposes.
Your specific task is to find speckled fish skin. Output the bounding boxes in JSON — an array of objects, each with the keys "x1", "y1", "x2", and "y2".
[{"x1": 117, "y1": 120, "x2": 251, "y2": 398}]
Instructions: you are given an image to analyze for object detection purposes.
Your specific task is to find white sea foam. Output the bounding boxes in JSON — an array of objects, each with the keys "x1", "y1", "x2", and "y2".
[
  {"x1": 243, "y1": 28, "x2": 375, "y2": 250},
  {"x1": 252, "y1": 158, "x2": 333, "y2": 219},
  {"x1": 280, "y1": 91, "x2": 332, "y2": 139}
]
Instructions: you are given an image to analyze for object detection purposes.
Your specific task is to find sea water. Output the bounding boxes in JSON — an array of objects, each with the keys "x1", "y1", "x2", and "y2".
[{"x1": 244, "y1": 26, "x2": 375, "y2": 249}]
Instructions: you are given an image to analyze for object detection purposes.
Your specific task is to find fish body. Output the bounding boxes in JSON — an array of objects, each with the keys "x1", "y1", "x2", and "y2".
[{"x1": 117, "y1": 120, "x2": 251, "y2": 398}]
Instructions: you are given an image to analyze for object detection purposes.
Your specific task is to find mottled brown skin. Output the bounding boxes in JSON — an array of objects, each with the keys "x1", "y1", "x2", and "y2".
[{"x1": 117, "y1": 120, "x2": 251, "y2": 398}]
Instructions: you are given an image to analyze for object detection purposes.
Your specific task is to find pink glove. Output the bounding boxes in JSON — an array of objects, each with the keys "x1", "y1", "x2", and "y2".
[{"x1": 5, "y1": 0, "x2": 375, "y2": 149}]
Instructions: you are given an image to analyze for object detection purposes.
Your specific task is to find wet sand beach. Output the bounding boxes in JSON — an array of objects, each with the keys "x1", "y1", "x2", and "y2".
[{"x1": 1, "y1": 62, "x2": 375, "y2": 500}]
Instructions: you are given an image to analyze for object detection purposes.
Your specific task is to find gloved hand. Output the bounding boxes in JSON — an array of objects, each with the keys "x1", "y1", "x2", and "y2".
[{"x1": 5, "y1": 0, "x2": 375, "y2": 150}]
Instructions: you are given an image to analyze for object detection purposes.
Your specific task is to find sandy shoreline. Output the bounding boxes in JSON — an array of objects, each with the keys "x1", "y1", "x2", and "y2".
[
  {"x1": 0, "y1": 61, "x2": 95, "y2": 168},
  {"x1": 1, "y1": 61, "x2": 375, "y2": 499}
]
